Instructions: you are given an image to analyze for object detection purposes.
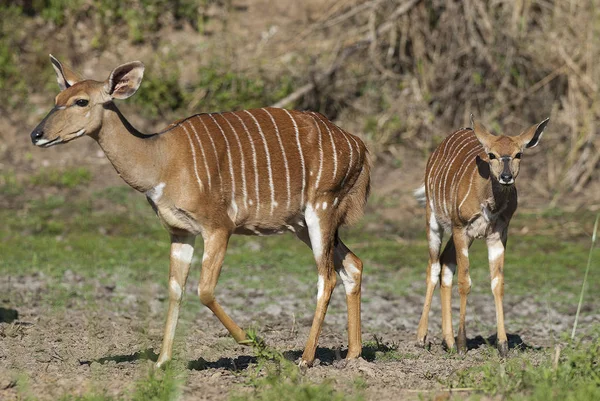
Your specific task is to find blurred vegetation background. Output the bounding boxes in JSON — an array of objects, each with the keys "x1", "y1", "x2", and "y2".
[{"x1": 0, "y1": 0, "x2": 599, "y2": 209}]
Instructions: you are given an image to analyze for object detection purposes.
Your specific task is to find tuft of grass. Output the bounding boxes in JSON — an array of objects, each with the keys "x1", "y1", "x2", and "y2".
[
  {"x1": 0, "y1": 169, "x2": 24, "y2": 197},
  {"x1": 30, "y1": 167, "x2": 92, "y2": 188},
  {"x1": 449, "y1": 332, "x2": 600, "y2": 400},
  {"x1": 58, "y1": 365, "x2": 182, "y2": 401},
  {"x1": 130, "y1": 366, "x2": 181, "y2": 401},
  {"x1": 231, "y1": 329, "x2": 363, "y2": 401}
]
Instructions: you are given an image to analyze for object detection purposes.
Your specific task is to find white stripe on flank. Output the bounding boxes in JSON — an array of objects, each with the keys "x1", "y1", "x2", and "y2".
[
  {"x1": 453, "y1": 145, "x2": 485, "y2": 212},
  {"x1": 446, "y1": 136, "x2": 480, "y2": 206},
  {"x1": 196, "y1": 116, "x2": 223, "y2": 191},
  {"x1": 182, "y1": 125, "x2": 204, "y2": 192},
  {"x1": 219, "y1": 113, "x2": 248, "y2": 210},
  {"x1": 244, "y1": 110, "x2": 275, "y2": 215},
  {"x1": 348, "y1": 134, "x2": 363, "y2": 166},
  {"x1": 308, "y1": 114, "x2": 324, "y2": 193},
  {"x1": 430, "y1": 130, "x2": 471, "y2": 216},
  {"x1": 209, "y1": 114, "x2": 237, "y2": 220},
  {"x1": 232, "y1": 112, "x2": 260, "y2": 216},
  {"x1": 458, "y1": 167, "x2": 477, "y2": 211},
  {"x1": 188, "y1": 121, "x2": 212, "y2": 190},
  {"x1": 431, "y1": 133, "x2": 454, "y2": 214},
  {"x1": 312, "y1": 112, "x2": 338, "y2": 183},
  {"x1": 262, "y1": 108, "x2": 291, "y2": 210},
  {"x1": 442, "y1": 136, "x2": 479, "y2": 216},
  {"x1": 337, "y1": 125, "x2": 354, "y2": 184},
  {"x1": 284, "y1": 109, "x2": 306, "y2": 207},
  {"x1": 440, "y1": 134, "x2": 478, "y2": 217}
]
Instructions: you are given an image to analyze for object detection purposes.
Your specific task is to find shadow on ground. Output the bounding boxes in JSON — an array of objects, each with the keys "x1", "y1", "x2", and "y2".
[
  {"x1": 467, "y1": 333, "x2": 542, "y2": 351},
  {"x1": 0, "y1": 307, "x2": 18, "y2": 323}
]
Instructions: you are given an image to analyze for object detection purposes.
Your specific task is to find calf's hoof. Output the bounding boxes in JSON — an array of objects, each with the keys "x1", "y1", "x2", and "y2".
[
  {"x1": 416, "y1": 335, "x2": 427, "y2": 348},
  {"x1": 497, "y1": 341, "x2": 509, "y2": 358},
  {"x1": 457, "y1": 335, "x2": 467, "y2": 355},
  {"x1": 442, "y1": 340, "x2": 457, "y2": 354}
]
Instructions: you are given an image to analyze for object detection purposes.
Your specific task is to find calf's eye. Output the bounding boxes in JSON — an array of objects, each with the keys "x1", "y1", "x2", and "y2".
[
  {"x1": 488, "y1": 153, "x2": 496, "y2": 160},
  {"x1": 75, "y1": 99, "x2": 89, "y2": 107}
]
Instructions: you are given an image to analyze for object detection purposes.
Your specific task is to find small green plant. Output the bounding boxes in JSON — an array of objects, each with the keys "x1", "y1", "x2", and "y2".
[
  {"x1": 30, "y1": 167, "x2": 92, "y2": 188},
  {"x1": 0, "y1": 170, "x2": 24, "y2": 196},
  {"x1": 232, "y1": 329, "x2": 362, "y2": 401},
  {"x1": 449, "y1": 333, "x2": 600, "y2": 400}
]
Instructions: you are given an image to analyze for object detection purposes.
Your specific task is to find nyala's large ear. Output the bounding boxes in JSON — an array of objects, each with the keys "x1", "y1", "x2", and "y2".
[
  {"x1": 49, "y1": 54, "x2": 84, "y2": 91},
  {"x1": 518, "y1": 118, "x2": 549, "y2": 149},
  {"x1": 104, "y1": 61, "x2": 145, "y2": 100},
  {"x1": 472, "y1": 116, "x2": 496, "y2": 150}
]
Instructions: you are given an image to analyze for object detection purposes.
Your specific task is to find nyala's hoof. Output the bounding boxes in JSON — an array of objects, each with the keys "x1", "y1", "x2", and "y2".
[
  {"x1": 497, "y1": 341, "x2": 509, "y2": 358},
  {"x1": 443, "y1": 340, "x2": 457, "y2": 354}
]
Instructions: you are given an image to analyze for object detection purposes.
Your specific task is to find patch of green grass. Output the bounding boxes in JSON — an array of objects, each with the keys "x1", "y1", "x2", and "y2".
[
  {"x1": 0, "y1": 169, "x2": 24, "y2": 197},
  {"x1": 449, "y1": 333, "x2": 600, "y2": 400},
  {"x1": 231, "y1": 330, "x2": 363, "y2": 401},
  {"x1": 58, "y1": 364, "x2": 182, "y2": 401},
  {"x1": 30, "y1": 167, "x2": 92, "y2": 188}
]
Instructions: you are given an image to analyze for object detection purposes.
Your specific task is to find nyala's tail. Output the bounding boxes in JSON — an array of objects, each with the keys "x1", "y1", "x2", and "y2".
[{"x1": 414, "y1": 184, "x2": 426, "y2": 207}]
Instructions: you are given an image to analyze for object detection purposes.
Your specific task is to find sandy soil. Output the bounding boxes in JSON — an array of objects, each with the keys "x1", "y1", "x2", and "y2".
[{"x1": 1, "y1": 266, "x2": 594, "y2": 400}]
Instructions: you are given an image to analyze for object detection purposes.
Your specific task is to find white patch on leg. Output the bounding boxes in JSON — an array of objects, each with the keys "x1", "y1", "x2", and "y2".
[
  {"x1": 491, "y1": 277, "x2": 499, "y2": 291},
  {"x1": 462, "y1": 248, "x2": 469, "y2": 258},
  {"x1": 430, "y1": 262, "x2": 441, "y2": 285},
  {"x1": 173, "y1": 243, "x2": 194, "y2": 263},
  {"x1": 317, "y1": 275, "x2": 325, "y2": 300},
  {"x1": 442, "y1": 266, "x2": 454, "y2": 287},
  {"x1": 428, "y1": 208, "x2": 442, "y2": 251},
  {"x1": 170, "y1": 279, "x2": 182, "y2": 300},
  {"x1": 488, "y1": 243, "x2": 504, "y2": 262},
  {"x1": 340, "y1": 262, "x2": 360, "y2": 295},
  {"x1": 305, "y1": 204, "x2": 323, "y2": 261}
]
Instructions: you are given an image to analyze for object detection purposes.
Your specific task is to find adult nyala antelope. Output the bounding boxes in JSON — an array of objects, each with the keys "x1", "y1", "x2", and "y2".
[
  {"x1": 415, "y1": 116, "x2": 549, "y2": 356},
  {"x1": 31, "y1": 56, "x2": 370, "y2": 368}
]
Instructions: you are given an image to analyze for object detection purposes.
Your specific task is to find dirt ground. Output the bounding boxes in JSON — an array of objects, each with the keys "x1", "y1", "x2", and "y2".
[{"x1": 1, "y1": 259, "x2": 595, "y2": 400}]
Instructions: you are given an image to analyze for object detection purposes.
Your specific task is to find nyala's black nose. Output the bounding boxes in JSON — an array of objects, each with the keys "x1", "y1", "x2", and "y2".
[
  {"x1": 500, "y1": 173, "x2": 513, "y2": 182},
  {"x1": 31, "y1": 129, "x2": 44, "y2": 144}
]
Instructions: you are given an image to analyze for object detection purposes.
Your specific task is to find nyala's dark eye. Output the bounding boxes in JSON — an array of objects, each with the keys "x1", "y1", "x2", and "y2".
[
  {"x1": 515, "y1": 152, "x2": 522, "y2": 159},
  {"x1": 488, "y1": 153, "x2": 496, "y2": 160},
  {"x1": 75, "y1": 99, "x2": 89, "y2": 107}
]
